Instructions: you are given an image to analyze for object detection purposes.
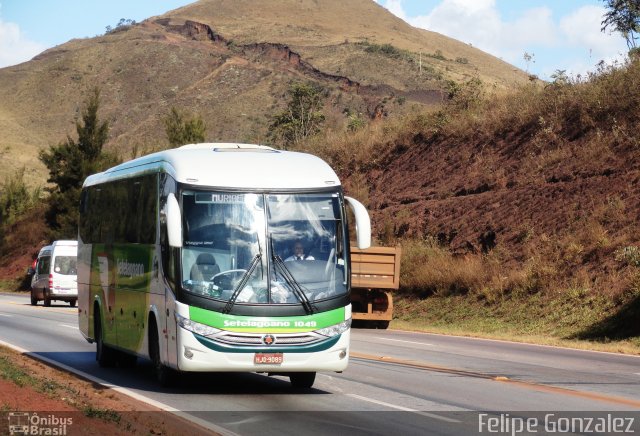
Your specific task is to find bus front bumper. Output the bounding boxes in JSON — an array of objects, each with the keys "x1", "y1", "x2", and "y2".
[{"x1": 176, "y1": 326, "x2": 350, "y2": 372}]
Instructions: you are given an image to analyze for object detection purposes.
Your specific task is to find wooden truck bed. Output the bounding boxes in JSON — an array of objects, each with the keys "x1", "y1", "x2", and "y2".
[{"x1": 350, "y1": 246, "x2": 401, "y2": 325}]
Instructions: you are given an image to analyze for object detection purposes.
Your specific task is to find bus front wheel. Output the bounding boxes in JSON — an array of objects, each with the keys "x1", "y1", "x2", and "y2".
[
  {"x1": 289, "y1": 372, "x2": 316, "y2": 389},
  {"x1": 149, "y1": 319, "x2": 173, "y2": 387}
]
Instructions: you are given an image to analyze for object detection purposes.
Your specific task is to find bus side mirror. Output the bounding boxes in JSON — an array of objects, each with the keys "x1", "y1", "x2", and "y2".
[
  {"x1": 166, "y1": 193, "x2": 183, "y2": 248},
  {"x1": 345, "y1": 196, "x2": 371, "y2": 249}
]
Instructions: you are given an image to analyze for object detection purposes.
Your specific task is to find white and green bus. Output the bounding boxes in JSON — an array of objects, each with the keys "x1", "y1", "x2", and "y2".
[{"x1": 77, "y1": 143, "x2": 370, "y2": 388}]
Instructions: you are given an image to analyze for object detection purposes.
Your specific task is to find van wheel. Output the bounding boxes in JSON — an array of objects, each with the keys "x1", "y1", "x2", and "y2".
[
  {"x1": 30, "y1": 292, "x2": 37, "y2": 306},
  {"x1": 69, "y1": 300, "x2": 76, "y2": 308},
  {"x1": 290, "y1": 372, "x2": 316, "y2": 389},
  {"x1": 95, "y1": 311, "x2": 116, "y2": 367},
  {"x1": 149, "y1": 320, "x2": 173, "y2": 387},
  {"x1": 43, "y1": 290, "x2": 51, "y2": 307}
]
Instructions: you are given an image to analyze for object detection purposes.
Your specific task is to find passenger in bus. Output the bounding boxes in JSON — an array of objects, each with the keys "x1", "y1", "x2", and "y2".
[{"x1": 285, "y1": 241, "x2": 315, "y2": 261}]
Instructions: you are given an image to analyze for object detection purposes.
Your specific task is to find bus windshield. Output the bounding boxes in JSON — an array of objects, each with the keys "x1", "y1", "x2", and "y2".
[{"x1": 180, "y1": 190, "x2": 347, "y2": 306}]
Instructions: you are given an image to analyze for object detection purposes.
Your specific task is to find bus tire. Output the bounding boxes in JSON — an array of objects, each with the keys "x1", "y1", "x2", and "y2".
[
  {"x1": 149, "y1": 318, "x2": 173, "y2": 387},
  {"x1": 117, "y1": 351, "x2": 137, "y2": 368},
  {"x1": 289, "y1": 372, "x2": 316, "y2": 389},
  {"x1": 95, "y1": 311, "x2": 116, "y2": 367},
  {"x1": 69, "y1": 300, "x2": 76, "y2": 308}
]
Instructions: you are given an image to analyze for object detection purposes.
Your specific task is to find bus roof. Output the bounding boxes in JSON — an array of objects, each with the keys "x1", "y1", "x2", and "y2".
[{"x1": 83, "y1": 143, "x2": 341, "y2": 190}]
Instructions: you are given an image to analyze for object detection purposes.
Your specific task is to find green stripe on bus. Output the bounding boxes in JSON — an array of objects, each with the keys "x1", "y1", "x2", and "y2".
[{"x1": 189, "y1": 306, "x2": 346, "y2": 333}]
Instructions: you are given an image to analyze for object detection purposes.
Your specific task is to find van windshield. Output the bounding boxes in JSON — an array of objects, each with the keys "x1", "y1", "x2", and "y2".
[{"x1": 54, "y1": 256, "x2": 77, "y2": 275}]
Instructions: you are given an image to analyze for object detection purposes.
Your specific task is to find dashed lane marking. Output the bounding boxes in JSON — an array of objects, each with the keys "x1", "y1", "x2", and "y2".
[
  {"x1": 347, "y1": 394, "x2": 461, "y2": 423},
  {"x1": 375, "y1": 337, "x2": 434, "y2": 346}
]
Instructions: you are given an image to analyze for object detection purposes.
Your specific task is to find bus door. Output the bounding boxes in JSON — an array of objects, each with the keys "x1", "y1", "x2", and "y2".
[{"x1": 95, "y1": 249, "x2": 117, "y2": 346}]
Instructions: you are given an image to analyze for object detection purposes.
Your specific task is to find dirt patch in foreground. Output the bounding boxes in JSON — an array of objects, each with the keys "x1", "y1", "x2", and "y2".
[{"x1": 0, "y1": 346, "x2": 213, "y2": 435}]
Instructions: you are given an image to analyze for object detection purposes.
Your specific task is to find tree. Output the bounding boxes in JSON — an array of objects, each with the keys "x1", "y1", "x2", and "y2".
[
  {"x1": 523, "y1": 51, "x2": 535, "y2": 73},
  {"x1": 445, "y1": 77, "x2": 484, "y2": 112},
  {"x1": 601, "y1": 0, "x2": 640, "y2": 50},
  {"x1": 0, "y1": 168, "x2": 40, "y2": 251},
  {"x1": 39, "y1": 87, "x2": 117, "y2": 239},
  {"x1": 268, "y1": 83, "x2": 325, "y2": 148},
  {"x1": 550, "y1": 69, "x2": 569, "y2": 85},
  {"x1": 163, "y1": 107, "x2": 206, "y2": 147},
  {"x1": 0, "y1": 168, "x2": 40, "y2": 228}
]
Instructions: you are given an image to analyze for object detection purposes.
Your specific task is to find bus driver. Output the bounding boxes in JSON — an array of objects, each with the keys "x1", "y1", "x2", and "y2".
[{"x1": 285, "y1": 241, "x2": 315, "y2": 261}]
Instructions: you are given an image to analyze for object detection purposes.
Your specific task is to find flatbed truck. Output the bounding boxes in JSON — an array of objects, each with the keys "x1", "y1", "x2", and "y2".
[{"x1": 350, "y1": 246, "x2": 401, "y2": 329}]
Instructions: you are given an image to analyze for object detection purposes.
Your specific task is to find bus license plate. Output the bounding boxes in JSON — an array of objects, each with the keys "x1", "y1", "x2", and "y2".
[{"x1": 254, "y1": 353, "x2": 283, "y2": 365}]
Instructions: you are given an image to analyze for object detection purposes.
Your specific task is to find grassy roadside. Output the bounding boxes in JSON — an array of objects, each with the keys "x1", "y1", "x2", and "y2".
[
  {"x1": 0, "y1": 279, "x2": 22, "y2": 293},
  {"x1": 392, "y1": 290, "x2": 640, "y2": 355},
  {"x1": 0, "y1": 277, "x2": 30, "y2": 294},
  {"x1": 0, "y1": 345, "x2": 210, "y2": 435}
]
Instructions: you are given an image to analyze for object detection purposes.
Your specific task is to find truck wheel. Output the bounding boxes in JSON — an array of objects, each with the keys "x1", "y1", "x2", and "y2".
[
  {"x1": 290, "y1": 372, "x2": 316, "y2": 389},
  {"x1": 95, "y1": 311, "x2": 116, "y2": 367}
]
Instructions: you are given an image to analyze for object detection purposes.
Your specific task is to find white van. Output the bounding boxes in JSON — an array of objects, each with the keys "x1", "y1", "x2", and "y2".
[{"x1": 30, "y1": 240, "x2": 78, "y2": 307}]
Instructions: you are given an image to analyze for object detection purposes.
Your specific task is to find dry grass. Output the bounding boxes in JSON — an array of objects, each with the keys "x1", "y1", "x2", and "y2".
[
  {"x1": 390, "y1": 319, "x2": 640, "y2": 355},
  {"x1": 314, "y1": 57, "x2": 640, "y2": 346}
]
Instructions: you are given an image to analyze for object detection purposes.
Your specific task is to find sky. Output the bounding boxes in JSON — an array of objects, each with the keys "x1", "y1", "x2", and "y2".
[{"x1": 0, "y1": 0, "x2": 630, "y2": 80}]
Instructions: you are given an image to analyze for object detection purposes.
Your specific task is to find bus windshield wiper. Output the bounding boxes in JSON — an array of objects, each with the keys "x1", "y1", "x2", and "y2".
[
  {"x1": 222, "y1": 253, "x2": 262, "y2": 314},
  {"x1": 270, "y1": 237, "x2": 316, "y2": 315}
]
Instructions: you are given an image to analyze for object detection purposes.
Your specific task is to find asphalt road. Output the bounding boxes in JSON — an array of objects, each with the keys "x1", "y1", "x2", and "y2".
[{"x1": 1, "y1": 293, "x2": 639, "y2": 435}]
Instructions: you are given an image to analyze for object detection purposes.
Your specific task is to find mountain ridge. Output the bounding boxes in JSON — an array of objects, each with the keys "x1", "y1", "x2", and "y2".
[{"x1": 0, "y1": 0, "x2": 529, "y2": 186}]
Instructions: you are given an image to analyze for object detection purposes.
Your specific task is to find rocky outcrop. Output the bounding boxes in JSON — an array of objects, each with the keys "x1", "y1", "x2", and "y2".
[
  {"x1": 154, "y1": 19, "x2": 440, "y2": 113},
  {"x1": 155, "y1": 19, "x2": 225, "y2": 43}
]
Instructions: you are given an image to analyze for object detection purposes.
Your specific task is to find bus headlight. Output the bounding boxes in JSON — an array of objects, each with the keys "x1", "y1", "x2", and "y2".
[
  {"x1": 314, "y1": 318, "x2": 352, "y2": 337},
  {"x1": 176, "y1": 313, "x2": 221, "y2": 337}
]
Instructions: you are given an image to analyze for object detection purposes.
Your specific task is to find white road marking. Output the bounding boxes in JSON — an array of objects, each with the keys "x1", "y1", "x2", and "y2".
[
  {"x1": 0, "y1": 313, "x2": 13, "y2": 317},
  {"x1": 375, "y1": 337, "x2": 434, "y2": 346},
  {"x1": 347, "y1": 394, "x2": 460, "y2": 423},
  {"x1": 59, "y1": 324, "x2": 77, "y2": 329}
]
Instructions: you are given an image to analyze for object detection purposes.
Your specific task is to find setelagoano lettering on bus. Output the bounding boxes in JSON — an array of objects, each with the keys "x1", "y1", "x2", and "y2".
[
  {"x1": 117, "y1": 259, "x2": 145, "y2": 278},
  {"x1": 224, "y1": 320, "x2": 292, "y2": 328}
]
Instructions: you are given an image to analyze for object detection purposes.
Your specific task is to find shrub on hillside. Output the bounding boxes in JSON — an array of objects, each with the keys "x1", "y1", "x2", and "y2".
[
  {"x1": 268, "y1": 82, "x2": 326, "y2": 149},
  {"x1": 0, "y1": 169, "x2": 41, "y2": 253},
  {"x1": 163, "y1": 107, "x2": 206, "y2": 147},
  {"x1": 0, "y1": 168, "x2": 40, "y2": 228}
]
